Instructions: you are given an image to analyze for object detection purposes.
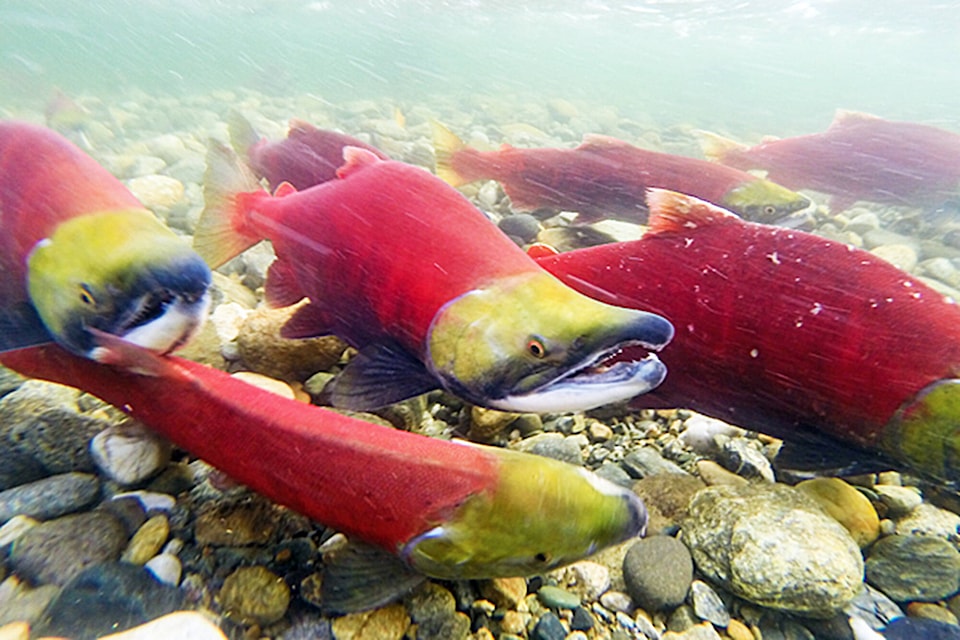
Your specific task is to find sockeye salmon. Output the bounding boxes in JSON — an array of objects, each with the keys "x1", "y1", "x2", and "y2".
[
  {"x1": 536, "y1": 190, "x2": 960, "y2": 484},
  {"x1": 194, "y1": 143, "x2": 673, "y2": 413}
]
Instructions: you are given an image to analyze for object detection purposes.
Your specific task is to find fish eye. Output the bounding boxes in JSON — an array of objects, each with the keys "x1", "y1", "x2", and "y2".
[
  {"x1": 78, "y1": 284, "x2": 96, "y2": 306},
  {"x1": 534, "y1": 551, "x2": 551, "y2": 564},
  {"x1": 763, "y1": 205, "x2": 778, "y2": 217},
  {"x1": 527, "y1": 337, "x2": 547, "y2": 358}
]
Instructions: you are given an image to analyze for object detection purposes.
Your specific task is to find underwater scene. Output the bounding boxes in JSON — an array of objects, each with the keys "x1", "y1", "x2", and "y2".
[{"x1": 2, "y1": 1, "x2": 960, "y2": 639}]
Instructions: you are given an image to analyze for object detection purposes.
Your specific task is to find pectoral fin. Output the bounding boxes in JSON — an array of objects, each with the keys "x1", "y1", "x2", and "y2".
[
  {"x1": 328, "y1": 342, "x2": 439, "y2": 410},
  {"x1": 0, "y1": 303, "x2": 54, "y2": 353},
  {"x1": 321, "y1": 542, "x2": 426, "y2": 615},
  {"x1": 773, "y1": 427, "x2": 898, "y2": 479}
]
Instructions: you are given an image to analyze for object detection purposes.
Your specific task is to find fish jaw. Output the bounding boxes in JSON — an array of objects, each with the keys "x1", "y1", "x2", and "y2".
[
  {"x1": 881, "y1": 379, "x2": 960, "y2": 486},
  {"x1": 426, "y1": 271, "x2": 673, "y2": 412},
  {"x1": 721, "y1": 178, "x2": 816, "y2": 225},
  {"x1": 26, "y1": 209, "x2": 212, "y2": 363},
  {"x1": 401, "y1": 444, "x2": 647, "y2": 579}
]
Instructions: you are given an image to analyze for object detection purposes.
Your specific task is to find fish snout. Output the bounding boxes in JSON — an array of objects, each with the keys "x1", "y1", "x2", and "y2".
[{"x1": 624, "y1": 309, "x2": 674, "y2": 351}]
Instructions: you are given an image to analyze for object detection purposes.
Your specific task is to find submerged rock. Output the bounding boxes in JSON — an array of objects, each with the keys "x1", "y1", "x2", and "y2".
[{"x1": 681, "y1": 483, "x2": 863, "y2": 617}]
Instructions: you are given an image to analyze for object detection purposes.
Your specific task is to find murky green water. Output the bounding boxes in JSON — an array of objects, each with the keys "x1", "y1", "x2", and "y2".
[{"x1": 3, "y1": 0, "x2": 959, "y2": 133}]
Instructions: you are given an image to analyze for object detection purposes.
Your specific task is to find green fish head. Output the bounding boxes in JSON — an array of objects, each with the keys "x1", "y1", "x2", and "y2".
[
  {"x1": 723, "y1": 179, "x2": 816, "y2": 224},
  {"x1": 426, "y1": 271, "x2": 673, "y2": 413},
  {"x1": 401, "y1": 445, "x2": 646, "y2": 579},
  {"x1": 27, "y1": 209, "x2": 212, "y2": 361},
  {"x1": 882, "y1": 378, "x2": 960, "y2": 485}
]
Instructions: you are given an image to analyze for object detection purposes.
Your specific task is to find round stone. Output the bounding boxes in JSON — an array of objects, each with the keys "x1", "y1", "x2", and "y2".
[
  {"x1": 10, "y1": 511, "x2": 127, "y2": 586},
  {"x1": 866, "y1": 535, "x2": 960, "y2": 602},
  {"x1": 622, "y1": 535, "x2": 693, "y2": 611},
  {"x1": 219, "y1": 565, "x2": 291, "y2": 626}
]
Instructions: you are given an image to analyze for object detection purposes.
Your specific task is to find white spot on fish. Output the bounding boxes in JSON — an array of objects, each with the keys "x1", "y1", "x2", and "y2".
[
  {"x1": 684, "y1": 238, "x2": 694, "y2": 248},
  {"x1": 767, "y1": 251, "x2": 781, "y2": 265},
  {"x1": 911, "y1": 292, "x2": 922, "y2": 299},
  {"x1": 810, "y1": 302, "x2": 823, "y2": 315},
  {"x1": 795, "y1": 319, "x2": 804, "y2": 328},
  {"x1": 686, "y1": 324, "x2": 695, "y2": 333},
  {"x1": 749, "y1": 348, "x2": 759, "y2": 358},
  {"x1": 903, "y1": 280, "x2": 914, "y2": 288}
]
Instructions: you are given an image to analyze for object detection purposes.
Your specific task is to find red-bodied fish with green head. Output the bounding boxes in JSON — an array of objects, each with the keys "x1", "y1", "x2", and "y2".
[
  {"x1": 227, "y1": 110, "x2": 389, "y2": 191},
  {"x1": 535, "y1": 189, "x2": 960, "y2": 484},
  {"x1": 700, "y1": 110, "x2": 960, "y2": 211},
  {"x1": 194, "y1": 142, "x2": 673, "y2": 413},
  {"x1": 433, "y1": 121, "x2": 815, "y2": 225},
  {"x1": 0, "y1": 120, "x2": 211, "y2": 367},
  {"x1": 0, "y1": 343, "x2": 647, "y2": 613}
]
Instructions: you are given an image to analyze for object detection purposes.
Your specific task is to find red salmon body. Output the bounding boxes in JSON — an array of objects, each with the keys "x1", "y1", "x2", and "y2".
[
  {"x1": 0, "y1": 345, "x2": 494, "y2": 550},
  {"x1": 708, "y1": 111, "x2": 960, "y2": 210},
  {"x1": 537, "y1": 191, "x2": 960, "y2": 449},
  {"x1": 247, "y1": 119, "x2": 388, "y2": 191},
  {"x1": 245, "y1": 153, "x2": 539, "y2": 352},
  {"x1": 434, "y1": 124, "x2": 813, "y2": 224},
  {"x1": 0, "y1": 121, "x2": 141, "y2": 299}
]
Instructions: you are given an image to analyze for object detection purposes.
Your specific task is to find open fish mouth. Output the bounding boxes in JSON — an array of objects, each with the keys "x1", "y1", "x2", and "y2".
[
  {"x1": 114, "y1": 289, "x2": 211, "y2": 354},
  {"x1": 490, "y1": 341, "x2": 668, "y2": 414}
]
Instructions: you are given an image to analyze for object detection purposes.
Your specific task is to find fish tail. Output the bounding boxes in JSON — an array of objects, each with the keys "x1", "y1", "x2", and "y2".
[
  {"x1": 431, "y1": 120, "x2": 469, "y2": 187},
  {"x1": 193, "y1": 141, "x2": 266, "y2": 269},
  {"x1": 226, "y1": 110, "x2": 259, "y2": 161},
  {"x1": 694, "y1": 129, "x2": 749, "y2": 165}
]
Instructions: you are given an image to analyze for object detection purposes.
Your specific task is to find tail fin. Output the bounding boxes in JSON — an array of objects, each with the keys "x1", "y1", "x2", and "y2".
[
  {"x1": 694, "y1": 129, "x2": 749, "y2": 164},
  {"x1": 193, "y1": 142, "x2": 266, "y2": 269},
  {"x1": 226, "y1": 110, "x2": 260, "y2": 161},
  {"x1": 431, "y1": 121, "x2": 468, "y2": 187}
]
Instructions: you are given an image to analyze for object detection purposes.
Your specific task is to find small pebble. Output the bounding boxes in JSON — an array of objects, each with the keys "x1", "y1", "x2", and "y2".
[
  {"x1": 538, "y1": 585, "x2": 581, "y2": 610},
  {"x1": 726, "y1": 618, "x2": 756, "y2": 640},
  {"x1": 219, "y1": 565, "x2": 291, "y2": 626},
  {"x1": 873, "y1": 485, "x2": 923, "y2": 518},
  {"x1": 556, "y1": 561, "x2": 610, "y2": 602},
  {"x1": 122, "y1": 514, "x2": 170, "y2": 565},
  {"x1": 513, "y1": 433, "x2": 583, "y2": 465},
  {"x1": 98, "y1": 611, "x2": 226, "y2": 640},
  {"x1": 622, "y1": 447, "x2": 688, "y2": 478},
  {"x1": 0, "y1": 472, "x2": 100, "y2": 524},
  {"x1": 690, "y1": 580, "x2": 730, "y2": 628},
  {"x1": 905, "y1": 601, "x2": 959, "y2": 625},
  {"x1": 144, "y1": 552, "x2": 182, "y2": 586},
  {"x1": 695, "y1": 460, "x2": 748, "y2": 487},
  {"x1": 533, "y1": 611, "x2": 568, "y2": 640},
  {"x1": 0, "y1": 515, "x2": 38, "y2": 548},
  {"x1": 865, "y1": 534, "x2": 960, "y2": 601},
  {"x1": 599, "y1": 590, "x2": 633, "y2": 614},
  {"x1": 797, "y1": 477, "x2": 880, "y2": 547},
  {"x1": 113, "y1": 490, "x2": 176, "y2": 513},
  {"x1": 570, "y1": 606, "x2": 595, "y2": 631},
  {"x1": 480, "y1": 577, "x2": 526, "y2": 609},
  {"x1": 329, "y1": 603, "x2": 410, "y2": 640},
  {"x1": 10, "y1": 511, "x2": 127, "y2": 586}
]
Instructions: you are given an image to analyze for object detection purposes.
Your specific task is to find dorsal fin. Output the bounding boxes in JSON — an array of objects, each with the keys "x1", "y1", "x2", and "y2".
[
  {"x1": 336, "y1": 146, "x2": 383, "y2": 179},
  {"x1": 579, "y1": 133, "x2": 628, "y2": 150},
  {"x1": 646, "y1": 189, "x2": 740, "y2": 235},
  {"x1": 526, "y1": 242, "x2": 560, "y2": 259},
  {"x1": 288, "y1": 118, "x2": 318, "y2": 137},
  {"x1": 272, "y1": 181, "x2": 297, "y2": 198},
  {"x1": 830, "y1": 109, "x2": 881, "y2": 129}
]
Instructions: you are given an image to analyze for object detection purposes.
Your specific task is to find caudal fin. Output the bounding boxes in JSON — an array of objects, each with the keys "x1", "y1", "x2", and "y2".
[
  {"x1": 431, "y1": 121, "x2": 469, "y2": 187},
  {"x1": 226, "y1": 110, "x2": 260, "y2": 160},
  {"x1": 193, "y1": 142, "x2": 266, "y2": 269},
  {"x1": 694, "y1": 129, "x2": 750, "y2": 165}
]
